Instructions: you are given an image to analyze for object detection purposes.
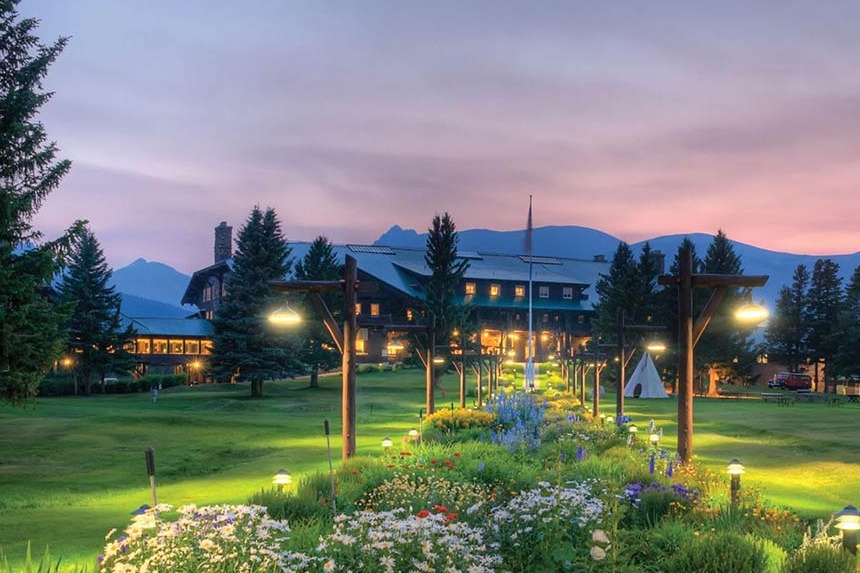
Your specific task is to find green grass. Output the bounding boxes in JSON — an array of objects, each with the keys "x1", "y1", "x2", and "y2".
[{"x1": 1, "y1": 370, "x2": 859, "y2": 571}]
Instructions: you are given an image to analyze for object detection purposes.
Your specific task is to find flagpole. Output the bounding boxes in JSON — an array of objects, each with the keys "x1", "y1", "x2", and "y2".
[{"x1": 526, "y1": 195, "x2": 534, "y2": 391}]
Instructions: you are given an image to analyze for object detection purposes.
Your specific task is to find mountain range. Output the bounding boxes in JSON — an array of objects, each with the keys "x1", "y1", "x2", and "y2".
[{"x1": 113, "y1": 226, "x2": 860, "y2": 318}]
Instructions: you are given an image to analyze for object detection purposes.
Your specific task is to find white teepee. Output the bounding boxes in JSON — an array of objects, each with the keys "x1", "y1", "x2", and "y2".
[{"x1": 624, "y1": 352, "x2": 668, "y2": 399}]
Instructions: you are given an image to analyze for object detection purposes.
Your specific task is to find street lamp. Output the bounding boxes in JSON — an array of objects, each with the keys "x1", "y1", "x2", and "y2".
[
  {"x1": 658, "y1": 244, "x2": 768, "y2": 464},
  {"x1": 834, "y1": 505, "x2": 860, "y2": 554},
  {"x1": 727, "y1": 458, "x2": 745, "y2": 509}
]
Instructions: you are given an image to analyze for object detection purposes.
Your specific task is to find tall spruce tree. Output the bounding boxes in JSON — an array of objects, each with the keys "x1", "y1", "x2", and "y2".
[
  {"x1": 0, "y1": 1, "x2": 84, "y2": 403},
  {"x1": 697, "y1": 230, "x2": 754, "y2": 389},
  {"x1": 765, "y1": 264, "x2": 809, "y2": 371},
  {"x1": 805, "y1": 258, "x2": 843, "y2": 388},
  {"x1": 294, "y1": 236, "x2": 342, "y2": 389},
  {"x1": 423, "y1": 213, "x2": 470, "y2": 349},
  {"x1": 833, "y1": 265, "x2": 860, "y2": 379},
  {"x1": 594, "y1": 242, "x2": 640, "y2": 339},
  {"x1": 58, "y1": 228, "x2": 135, "y2": 395},
  {"x1": 210, "y1": 206, "x2": 301, "y2": 397}
]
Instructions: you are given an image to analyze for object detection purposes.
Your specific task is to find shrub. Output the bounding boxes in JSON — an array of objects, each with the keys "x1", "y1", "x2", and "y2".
[
  {"x1": 425, "y1": 407, "x2": 495, "y2": 432},
  {"x1": 248, "y1": 486, "x2": 329, "y2": 524},
  {"x1": 664, "y1": 531, "x2": 767, "y2": 573},
  {"x1": 615, "y1": 519, "x2": 695, "y2": 571},
  {"x1": 781, "y1": 542, "x2": 856, "y2": 573},
  {"x1": 621, "y1": 481, "x2": 700, "y2": 527}
]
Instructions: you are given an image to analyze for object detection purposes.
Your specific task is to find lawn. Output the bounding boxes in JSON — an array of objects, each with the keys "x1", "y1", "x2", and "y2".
[{"x1": 1, "y1": 368, "x2": 858, "y2": 571}]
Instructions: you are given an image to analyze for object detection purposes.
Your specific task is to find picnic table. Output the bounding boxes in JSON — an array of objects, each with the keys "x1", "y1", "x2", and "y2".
[{"x1": 760, "y1": 392, "x2": 783, "y2": 403}]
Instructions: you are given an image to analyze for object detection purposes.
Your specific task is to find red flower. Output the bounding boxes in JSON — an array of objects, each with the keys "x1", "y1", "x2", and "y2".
[
  {"x1": 446, "y1": 513, "x2": 458, "y2": 521},
  {"x1": 443, "y1": 460, "x2": 453, "y2": 468},
  {"x1": 400, "y1": 451, "x2": 412, "y2": 456},
  {"x1": 433, "y1": 505, "x2": 449, "y2": 513},
  {"x1": 416, "y1": 510, "x2": 430, "y2": 518}
]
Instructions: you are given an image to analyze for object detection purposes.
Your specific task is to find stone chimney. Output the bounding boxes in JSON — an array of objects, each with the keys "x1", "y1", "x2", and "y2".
[{"x1": 214, "y1": 221, "x2": 232, "y2": 263}]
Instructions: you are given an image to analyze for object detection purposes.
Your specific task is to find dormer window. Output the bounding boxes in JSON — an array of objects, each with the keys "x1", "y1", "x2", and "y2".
[
  {"x1": 562, "y1": 287, "x2": 573, "y2": 300},
  {"x1": 490, "y1": 284, "x2": 501, "y2": 297},
  {"x1": 515, "y1": 285, "x2": 526, "y2": 297},
  {"x1": 539, "y1": 286, "x2": 549, "y2": 298},
  {"x1": 465, "y1": 282, "x2": 476, "y2": 295}
]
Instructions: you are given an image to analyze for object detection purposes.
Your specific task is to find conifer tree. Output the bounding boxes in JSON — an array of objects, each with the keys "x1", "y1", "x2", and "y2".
[
  {"x1": 423, "y1": 212, "x2": 470, "y2": 349},
  {"x1": 209, "y1": 206, "x2": 301, "y2": 397},
  {"x1": 833, "y1": 265, "x2": 860, "y2": 378},
  {"x1": 805, "y1": 258, "x2": 843, "y2": 388},
  {"x1": 58, "y1": 228, "x2": 135, "y2": 394},
  {"x1": 294, "y1": 236, "x2": 342, "y2": 389},
  {"x1": 0, "y1": 1, "x2": 84, "y2": 403},
  {"x1": 765, "y1": 264, "x2": 809, "y2": 371}
]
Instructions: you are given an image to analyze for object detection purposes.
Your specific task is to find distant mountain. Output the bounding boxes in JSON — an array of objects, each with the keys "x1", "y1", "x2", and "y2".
[
  {"x1": 375, "y1": 225, "x2": 860, "y2": 309},
  {"x1": 111, "y1": 258, "x2": 194, "y2": 318},
  {"x1": 120, "y1": 293, "x2": 190, "y2": 319}
]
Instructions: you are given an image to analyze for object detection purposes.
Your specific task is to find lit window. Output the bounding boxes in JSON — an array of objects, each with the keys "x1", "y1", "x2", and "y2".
[
  {"x1": 539, "y1": 286, "x2": 549, "y2": 298},
  {"x1": 355, "y1": 303, "x2": 362, "y2": 315},
  {"x1": 170, "y1": 340, "x2": 184, "y2": 354},
  {"x1": 355, "y1": 338, "x2": 367, "y2": 355},
  {"x1": 490, "y1": 284, "x2": 501, "y2": 297},
  {"x1": 371, "y1": 303, "x2": 380, "y2": 317},
  {"x1": 406, "y1": 309, "x2": 414, "y2": 321},
  {"x1": 186, "y1": 340, "x2": 200, "y2": 355},
  {"x1": 136, "y1": 339, "x2": 151, "y2": 354},
  {"x1": 465, "y1": 282, "x2": 476, "y2": 295},
  {"x1": 563, "y1": 287, "x2": 573, "y2": 300},
  {"x1": 515, "y1": 285, "x2": 525, "y2": 297},
  {"x1": 201, "y1": 341, "x2": 213, "y2": 354},
  {"x1": 153, "y1": 339, "x2": 168, "y2": 354}
]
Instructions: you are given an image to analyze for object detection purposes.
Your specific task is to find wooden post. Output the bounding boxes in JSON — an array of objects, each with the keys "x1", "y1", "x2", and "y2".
[
  {"x1": 617, "y1": 309, "x2": 626, "y2": 418},
  {"x1": 342, "y1": 255, "x2": 357, "y2": 459},
  {"x1": 426, "y1": 327, "x2": 435, "y2": 415},
  {"x1": 677, "y1": 246, "x2": 694, "y2": 464}
]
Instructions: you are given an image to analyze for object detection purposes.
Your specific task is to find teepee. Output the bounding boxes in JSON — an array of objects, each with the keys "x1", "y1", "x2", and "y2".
[{"x1": 624, "y1": 352, "x2": 668, "y2": 399}]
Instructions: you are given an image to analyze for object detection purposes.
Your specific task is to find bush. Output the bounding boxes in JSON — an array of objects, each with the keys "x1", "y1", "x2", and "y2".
[
  {"x1": 781, "y1": 542, "x2": 856, "y2": 573},
  {"x1": 425, "y1": 407, "x2": 495, "y2": 432},
  {"x1": 248, "y1": 486, "x2": 330, "y2": 524},
  {"x1": 664, "y1": 531, "x2": 768, "y2": 573}
]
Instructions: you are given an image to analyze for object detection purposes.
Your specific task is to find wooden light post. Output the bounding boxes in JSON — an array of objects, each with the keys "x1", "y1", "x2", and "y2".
[
  {"x1": 658, "y1": 245, "x2": 767, "y2": 464},
  {"x1": 270, "y1": 255, "x2": 360, "y2": 459}
]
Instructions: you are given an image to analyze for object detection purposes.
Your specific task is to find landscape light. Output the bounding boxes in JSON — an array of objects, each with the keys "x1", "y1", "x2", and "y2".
[
  {"x1": 381, "y1": 436, "x2": 393, "y2": 452},
  {"x1": 835, "y1": 505, "x2": 860, "y2": 554},
  {"x1": 272, "y1": 468, "x2": 292, "y2": 492},
  {"x1": 727, "y1": 458, "x2": 745, "y2": 509}
]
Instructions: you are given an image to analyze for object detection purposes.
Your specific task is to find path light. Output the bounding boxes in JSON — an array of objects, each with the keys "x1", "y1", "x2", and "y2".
[
  {"x1": 727, "y1": 458, "x2": 745, "y2": 509},
  {"x1": 834, "y1": 505, "x2": 860, "y2": 554},
  {"x1": 627, "y1": 424, "x2": 638, "y2": 445},
  {"x1": 605, "y1": 415, "x2": 614, "y2": 425},
  {"x1": 408, "y1": 428, "x2": 420, "y2": 446},
  {"x1": 599, "y1": 413, "x2": 607, "y2": 426},
  {"x1": 272, "y1": 468, "x2": 292, "y2": 493},
  {"x1": 649, "y1": 432, "x2": 660, "y2": 446},
  {"x1": 381, "y1": 436, "x2": 393, "y2": 454}
]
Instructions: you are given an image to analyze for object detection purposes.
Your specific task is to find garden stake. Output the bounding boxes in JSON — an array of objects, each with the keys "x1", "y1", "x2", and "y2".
[{"x1": 324, "y1": 419, "x2": 337, "y2": 516}]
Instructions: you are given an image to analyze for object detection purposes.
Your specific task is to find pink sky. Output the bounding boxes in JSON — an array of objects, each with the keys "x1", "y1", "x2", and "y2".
[{"x1": 22, "y1": 1, "x2": 860, "y2": 274}]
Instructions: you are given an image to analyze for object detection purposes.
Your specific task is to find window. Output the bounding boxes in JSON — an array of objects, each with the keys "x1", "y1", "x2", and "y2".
[
  {"x1": 153, "y1": 339, "x2": 168, "y2": 354},
  {"x1": 562, "y1": 287, "x2": 573, "y2": 300},
  {"x1": 186, "y1": 340, "x2": 200, "y2": 355},
  {"x1": 201, "y1": 341, "x2": 213, "y2": 354},
  {"x1": 406, "y1": 309, "x2": 414, "y2": 321},
  {"x1": 539, "y1": 285, "x2": 549, "y2": 298},
  {"x1": 170, "y1": 340, "x2": 184, "y2": 354},
  {"x1": 370, "y1": 303, "x2": 380, "y2": 317},
  {"x1": 490, "y1": 284, "x2": 501, "y2": 297},
  {"x1": 515, "y1": 285, "x2": 526, "y2": 297},
  {"x1": 465, "y1": 282, "x2": 476, "y2": 295},
  {"x1": 203, "y1": 286, "x2": 213, "y2": 302},
  {"x1": 355, "y1": 303, "x2": 362, "y2": 315},
  {"x1": 136, "y1": 339, "x2": 151, "y2": 354},
  {"x1": 542, "y1": 313, "x2": 549, "y2": 323}
]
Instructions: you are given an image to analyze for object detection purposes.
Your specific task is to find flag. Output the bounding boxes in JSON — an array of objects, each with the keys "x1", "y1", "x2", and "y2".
[{"x1": 524, "y1": 195, "x2": 533, "y2": 255}]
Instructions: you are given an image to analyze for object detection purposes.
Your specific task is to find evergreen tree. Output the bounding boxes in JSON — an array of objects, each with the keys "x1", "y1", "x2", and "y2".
[
  {"x1": 209, "y1": 206, "x2": 301, "y2": 397},
  {"x1": 765, "y1": 264, "x2": 809, "y2": 371},
  {"x1": 805, "y1": 258, "x2": 843, "y2": 387},
  {"x1": 0, "y1": 1, "x2": 84, "y2": 403},
  {"x1": 832, "y1": 265, "x2": 860, "y2": 379},
  {"x1": 697, "y1": 230, "x2": 754, "y2": 386},
  {"x1": 423, "y1": 212, "x2": 470, "y2": 349},
  {"x1": 294, "y1": 236, "x2": 342, "y2": 389},
  {"x1": 57, "y1": 228, "x2": 135, "y2": 395},
  {"x1": 594, "y1": 242, "x2": 640, "y2": 340}
]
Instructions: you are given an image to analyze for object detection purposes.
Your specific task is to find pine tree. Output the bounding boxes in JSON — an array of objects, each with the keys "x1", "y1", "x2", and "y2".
[
  {"x1": 57, "y1": 228, "x2": 135, "y2": 395},
  {"x1": 594, "y1": 242, "x2": 641, "y2": 339},
  {"x1": 209, "y1": 206, "x2": 301, "y2": 397},
  {"x1": 697, "y1": 230, "x2": 754, "y2": 389},
  {"x1": 765, "y1": 264, "x2": 809, "y2": 371},
  {"x1": 424, "y1": 212, "x2": 470, "y2": 348},
  {"x1": 294, "y1": 236, "x2": 342, "y2": 389},
  {"x1": 0, "y1": 1, "x2": 84, "y2": 403},
  {"x1": 805, "y1": 258, "x2": 843, "y2": 388},
  {"x1": 833, "y1": 265, "x2": 860, "y2": 379}
]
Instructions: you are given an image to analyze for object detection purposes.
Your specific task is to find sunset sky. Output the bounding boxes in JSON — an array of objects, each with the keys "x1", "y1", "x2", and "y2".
[{"x1": 22, "y1": 0, "x2": 860, "y2": 274}]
